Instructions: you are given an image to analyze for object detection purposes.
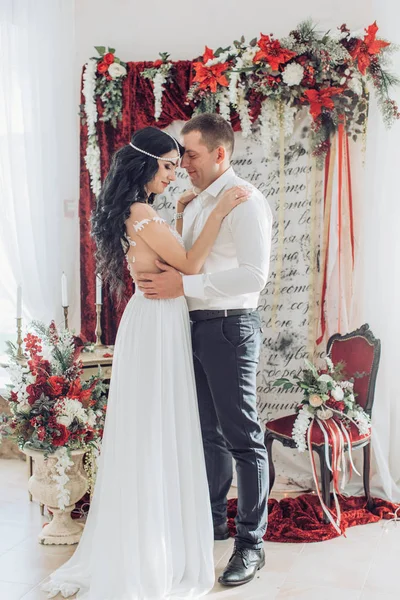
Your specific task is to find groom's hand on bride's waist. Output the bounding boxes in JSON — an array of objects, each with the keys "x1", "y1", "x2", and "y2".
[{"x1": 136, "y1": 261, "x2": 184, "y2": 299}]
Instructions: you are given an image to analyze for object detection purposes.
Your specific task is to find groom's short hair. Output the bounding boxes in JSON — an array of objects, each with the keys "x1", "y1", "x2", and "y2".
[{"x1": 181, "y1": 114, "x2": 235, "y2": 157}]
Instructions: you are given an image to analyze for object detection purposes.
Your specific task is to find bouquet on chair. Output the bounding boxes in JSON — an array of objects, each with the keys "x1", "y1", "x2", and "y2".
[{"x1": 273, "y1": 356, "x2": 371, "y2": 533}]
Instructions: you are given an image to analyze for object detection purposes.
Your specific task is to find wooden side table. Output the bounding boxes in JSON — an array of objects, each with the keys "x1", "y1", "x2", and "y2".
[{"x1": 80, "y1": 346, "x2": 114, "y2": 382}]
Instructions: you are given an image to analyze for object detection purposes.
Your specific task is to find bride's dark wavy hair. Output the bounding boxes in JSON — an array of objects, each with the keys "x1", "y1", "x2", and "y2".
[{"x1": 91, "y1": 127, "x2": 183, "y2": 298}]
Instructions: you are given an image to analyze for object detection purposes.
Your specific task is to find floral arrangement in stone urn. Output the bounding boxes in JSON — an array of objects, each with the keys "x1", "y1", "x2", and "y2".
[{"x1": 0, "y1": 321, "x2": 107, "y2": 544}]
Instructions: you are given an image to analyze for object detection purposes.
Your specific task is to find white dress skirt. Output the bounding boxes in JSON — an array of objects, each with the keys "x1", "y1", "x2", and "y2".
[{"x1": 43, "y1": 288, "x2": 214, "y2": 600}]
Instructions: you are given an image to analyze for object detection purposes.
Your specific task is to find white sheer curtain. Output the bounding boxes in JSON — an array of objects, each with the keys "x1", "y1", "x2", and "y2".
[
  {"x1": 359, "y1": 1, "x2": 400, "y2": 501},
  {"x1": 0, "y1": 0, "x2": 79, "y2": 367}
]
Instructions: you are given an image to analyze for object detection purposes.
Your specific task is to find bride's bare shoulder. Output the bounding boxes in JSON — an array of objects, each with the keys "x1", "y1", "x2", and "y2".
[{"x1": 128, "y1": 202, "x2": 158, "y2": 221}]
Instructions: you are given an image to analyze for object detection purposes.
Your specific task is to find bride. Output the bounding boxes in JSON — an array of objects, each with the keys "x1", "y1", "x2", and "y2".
[{"x1": 42, "y1": 127, "x2": 249, "y2": 600}]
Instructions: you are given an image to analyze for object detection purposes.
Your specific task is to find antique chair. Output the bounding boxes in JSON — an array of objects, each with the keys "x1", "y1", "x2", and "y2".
[{"x1": 265, "y1": 323, "x2": 381, "y2": 515}]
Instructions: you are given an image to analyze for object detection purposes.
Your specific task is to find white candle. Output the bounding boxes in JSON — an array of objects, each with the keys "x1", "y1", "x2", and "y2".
[
  {"x1": 96, "y1": 274, "x2": 102, "y2": 305},
  {"x1": 61, "y1": 273, "x2": 68, "y2": 307},
  {"x1": 16, "y1": 285, "x2": 22, "y2": 319}
]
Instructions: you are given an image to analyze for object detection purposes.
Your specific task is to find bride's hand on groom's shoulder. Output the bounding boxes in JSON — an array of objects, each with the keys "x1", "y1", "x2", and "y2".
[
  {"x1": 214, "y1": 186, "x2": 251, "y2": 219},
  {"x1": 178, "y1": 189, "x2": 198, "y2": 207}
]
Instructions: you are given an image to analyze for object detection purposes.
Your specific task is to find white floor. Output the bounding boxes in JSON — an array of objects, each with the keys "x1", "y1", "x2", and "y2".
[{"x1": 0, "y1": 458, "x2": 399, "y2": 600}]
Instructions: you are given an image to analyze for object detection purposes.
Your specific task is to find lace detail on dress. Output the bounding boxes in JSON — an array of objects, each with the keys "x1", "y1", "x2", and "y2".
[
  {"x1": 123, "y1": 216, "x2": 185, "y2": 278},
  {"x1": 133, "y1": 216, "x2": 166, "y2": 232}
]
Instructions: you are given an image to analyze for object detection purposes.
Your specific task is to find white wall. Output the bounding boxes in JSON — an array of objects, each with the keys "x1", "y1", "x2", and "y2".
[{"x1": 75, "y1": 0, "x2": 375, "y2": 68}]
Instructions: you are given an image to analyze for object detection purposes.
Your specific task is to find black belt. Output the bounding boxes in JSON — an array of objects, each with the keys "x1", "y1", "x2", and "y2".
[{"x1": 189, "y1": 309, "x2": 255, "y2": 322}]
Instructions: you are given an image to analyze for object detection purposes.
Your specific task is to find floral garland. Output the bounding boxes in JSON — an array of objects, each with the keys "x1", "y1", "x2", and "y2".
[
  {"x1": 161, "y1": 20, "x2": 399, "y2": 159},
  {"x1": 274, "y1": 356, "x2": 371, "y2": 532},
  {"x1": 82, "y1": 47, "x2": 127, "y2": 197},
  {"x1": 82, "y1": 21, "x2": 399, "y2": 196},
  {"x1": 82, "y1": 59, "x2": 101, "y2": 198},
  {"x1": 92, "y1": 46, "x2": 127, "y2": 126},
  {"x1": 141, "y1": 53, "x2": 174, "y2": 121}
]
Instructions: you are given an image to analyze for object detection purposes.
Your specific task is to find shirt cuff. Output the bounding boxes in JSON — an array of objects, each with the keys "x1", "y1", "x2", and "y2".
[{"x1": 182, "y1": 274, "x2": 206, "y2": 299}]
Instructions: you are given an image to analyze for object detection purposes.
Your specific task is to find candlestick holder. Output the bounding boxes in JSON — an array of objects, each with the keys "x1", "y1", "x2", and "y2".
[
  {"x1": 16, "y1": 317, "x2": 25, "y2": 362},
  {"x1": 95, "y1": 304, "x2": 105, "y2": 347},
  {"x1": 63, "y1": 306, "x2": 69, "y2": 330}
]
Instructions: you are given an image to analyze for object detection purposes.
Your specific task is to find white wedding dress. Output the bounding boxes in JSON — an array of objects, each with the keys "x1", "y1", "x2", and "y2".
[{"x1": 43, "y1": 217, "x2": 214, "y2": 600}]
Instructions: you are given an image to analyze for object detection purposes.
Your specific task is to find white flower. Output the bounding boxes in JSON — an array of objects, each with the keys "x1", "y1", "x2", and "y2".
[
  {"x1": 347, "y1": 393, "x2": 355, "y2": 403},
  {"x1": 153, "y1": 71, "x2": 167, "y2": 121},
  {"x1": 340, "y1": 76, "x2": 347, "y2": 85},
  {"x1": 350, "y1": 28, "x2": 366, "y2": 40},
  {"x1": 353, "y1": 410, "x2": 371, "y2": 435},
  {"x1": 317, "y1": 407, "x2": 334, "y2": 420},
  {"x1": 348, "y1": 75, "x2": 363, "y2": 96},
  {"x1": 56, "y1": 415, "x2": 72, "y2": 427},
  {"x1": 282, "y1": 62, "x2": 304, "y2": 86},
  {"x1": 241, "y1": 45, "x2": 258, "y2": 66},
  {"x1": 218, "y1": 91, "x2": 231, "y2": 122},
  {"x1": 340, "y1": 380, "x2": 354, "y2": 390},
  {"x1": 325, "y1": 356, "x2": 334, "y2": 373},
  {"x1": 87, "y1": 409, "x2": 97, "y2": 428},
  {"x1": 205, "y1": 50, "x2": 231, "y2": 67},
  {"x1": 292, "y1": 406, "x2": 313, "y2": 452},
  {"x1": 54, "y1": 398, "x2": 88, "y2": 428},
  {"x1": 331, "y1": 387, "x2": 344, "y2": 401},
  {"x1": 331, "y1": 29, "x2": 350, "y2": 41},
  {"x1": 108, "y1": 63, "x2": 127, "y2": 79}
]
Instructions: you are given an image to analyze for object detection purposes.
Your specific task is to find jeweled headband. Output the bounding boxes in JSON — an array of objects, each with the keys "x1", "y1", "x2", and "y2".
[{"x1": 129, "y1": 130, "x2": 181, "y2": 163}]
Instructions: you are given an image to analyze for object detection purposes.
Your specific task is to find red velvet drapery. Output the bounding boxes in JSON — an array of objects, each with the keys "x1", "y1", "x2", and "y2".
[{"x1": 80, "y1": 61, "x2": 193, "y2": 344}]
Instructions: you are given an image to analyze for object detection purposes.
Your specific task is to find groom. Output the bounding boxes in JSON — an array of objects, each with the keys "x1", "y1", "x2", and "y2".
[{"x1": 137, "y1": 114, "x2": 272, "y2": 587}]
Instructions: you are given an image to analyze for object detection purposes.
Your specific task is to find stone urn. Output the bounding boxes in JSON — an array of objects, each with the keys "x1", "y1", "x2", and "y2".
[{"x1": 23, "y1": 444, "x2": 88, "y2": 545}]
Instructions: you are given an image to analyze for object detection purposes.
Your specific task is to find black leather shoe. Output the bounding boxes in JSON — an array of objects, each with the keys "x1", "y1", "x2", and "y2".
[
  {"x1": 213, "y1": 522, "x2": 230, "y2": 540},
  {"x1": 218, "y1": 546, "x2": 265, "y2": 586}
]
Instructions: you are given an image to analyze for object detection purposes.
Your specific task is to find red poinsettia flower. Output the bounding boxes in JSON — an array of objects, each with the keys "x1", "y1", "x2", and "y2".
[
  {"x1": 192, "y1": 46, "x2": 229, "y2": 93},
  {"x1": 67, "y1": 378, "x2": 83, "y2": 400},
  {"x1": 350, "y1": 21, "x2": 390, "y2": 75},
  {"x1": 52, "y1": 423, "x2": 69, "y2": 446},
  {"x1": 103, "y1": 52, "x2": 115, "y2": 65},
  {"x1": 10, "y1": 391, "x2": 18, "y2": 402},
  {"x1": 153, "y1": 59, "x2": 163, "y2": 67},
  {"x1": 302, "y1": 87, "x2": 344, "y2": 120},
  {"x1": 67, "y1": 378, "x2": 95, "y2": 408},
  {"x1": 97, "y1": 61, "x2": 109, "y2": 74},
  {"x1": 253, "y1": 34, "x2": 296, "y2": 71},
  {"x1": 47, "y1": 376, "x2": 66, "y2": 398}
]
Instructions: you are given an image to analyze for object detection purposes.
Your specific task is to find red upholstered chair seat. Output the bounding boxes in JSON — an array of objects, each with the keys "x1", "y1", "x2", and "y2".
[{"x1": 266, "y1": 414, "x2": 371, "y2": 447}]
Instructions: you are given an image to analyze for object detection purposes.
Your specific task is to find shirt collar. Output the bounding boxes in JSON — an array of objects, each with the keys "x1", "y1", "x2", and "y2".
[{"x1": 198, "y1": 167, "x2": 236, "y2": 205}]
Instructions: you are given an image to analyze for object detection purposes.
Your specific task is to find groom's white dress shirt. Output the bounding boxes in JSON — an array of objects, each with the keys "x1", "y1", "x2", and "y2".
[{"x1": 182, "y1": 167, "x2": 272, "y2": 312}]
